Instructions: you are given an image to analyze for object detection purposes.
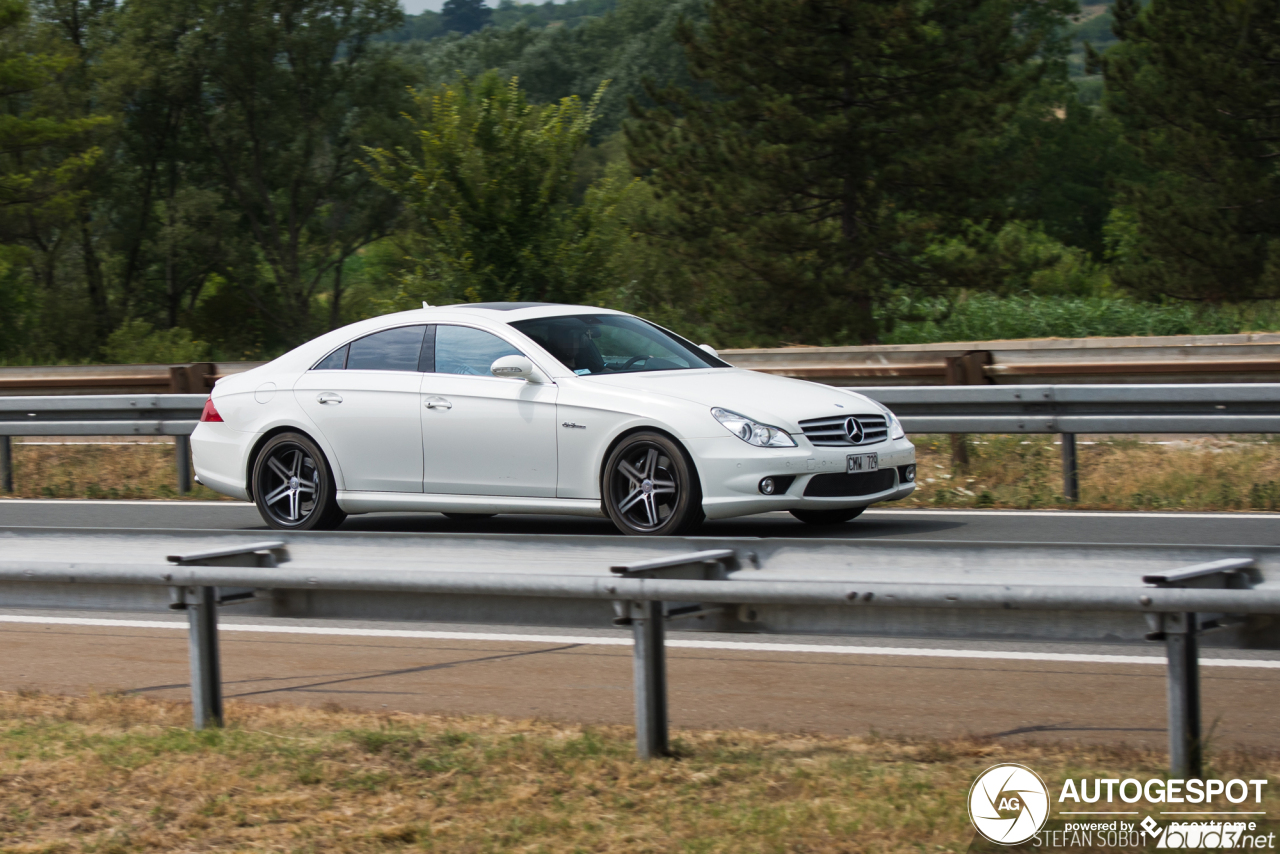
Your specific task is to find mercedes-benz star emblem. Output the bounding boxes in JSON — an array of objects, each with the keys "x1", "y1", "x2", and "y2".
[{"x1": 844, "y1": 416, "x2": 864, "y2": 445}]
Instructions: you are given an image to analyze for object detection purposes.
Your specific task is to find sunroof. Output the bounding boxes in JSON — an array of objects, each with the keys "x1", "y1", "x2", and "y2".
[{"x1": 446, "y1": 302, "x2": 563, "y2": 311}]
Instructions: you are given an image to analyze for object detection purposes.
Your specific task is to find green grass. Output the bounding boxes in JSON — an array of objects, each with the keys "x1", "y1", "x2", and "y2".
[{"x1": 1, "y1": 692, "x2": 1275, "y2": 854}]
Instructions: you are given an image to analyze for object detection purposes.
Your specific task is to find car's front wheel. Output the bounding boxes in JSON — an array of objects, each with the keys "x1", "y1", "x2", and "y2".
[
  {"x1": 251, "y1": 432, "x2": 346, "y2": 531},
  {"x1": 603, "y1": 432, "x2": 704, "y2": 536},
  {"x1": 789, "y1": 507, "x2": 865, "y2": 526}
]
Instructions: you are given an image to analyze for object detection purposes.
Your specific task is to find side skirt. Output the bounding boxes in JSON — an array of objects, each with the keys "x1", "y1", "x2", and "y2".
[{"x1": 336, "y1": 491, "x2": 607, "y2": 518}]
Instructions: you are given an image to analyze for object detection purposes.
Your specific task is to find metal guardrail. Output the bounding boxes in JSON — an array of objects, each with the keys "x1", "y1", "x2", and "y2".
[
  {"x1": 856, "y1": 383, "x2": 1280, "y2": 501},
  {"x1": 0, "y1": 394, "x2": 206, "y2": 494},
  {"x1": 0, "y1": 362, "x2": 262, "y2": 396},
  {"x1": 862, "y1": 383, "x2": 1280, "y2": 434},
  {"x1": 721, "y1": 332, "x2": 1280, "y2": 386},
  {"x1": 1, "y1": 534, "x2": 1274, "y2": 775},
  {"x1": 0, "y1": 384, "x2": 1276, "y2": 497}
]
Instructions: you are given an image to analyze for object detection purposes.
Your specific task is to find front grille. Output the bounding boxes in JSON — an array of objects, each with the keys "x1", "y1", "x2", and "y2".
[
  {"x1": 803, "y1": 469, "x2": 897, "y2": 497},
  {"x1": 798, "y1": 413, "x2": 888, "y2": 447}
]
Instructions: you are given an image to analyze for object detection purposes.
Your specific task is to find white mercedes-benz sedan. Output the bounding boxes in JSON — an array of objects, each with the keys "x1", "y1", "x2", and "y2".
[{"x1": 191, "y1": 302, "x2": 916, "y2": 534}]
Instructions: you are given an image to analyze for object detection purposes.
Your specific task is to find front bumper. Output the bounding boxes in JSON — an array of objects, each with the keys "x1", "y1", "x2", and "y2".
[{"x1": 688, "y1": 435, "x2": 916, "y2": 521}]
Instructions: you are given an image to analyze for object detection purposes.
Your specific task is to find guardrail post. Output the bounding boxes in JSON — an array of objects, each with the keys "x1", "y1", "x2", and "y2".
[
  {"x1": 1142, "y1": 561, "x2": 1250, "y2": 779},
  {"x1": 1164, "y1": 612, "x2": 1201, "y2": 779},
  {"x1": 0, "y1": 436, "x2": 12, "y2": 493},
  {"x1": 631, "y1": 600, "x2": 668, "y2": 759},
  {"x1": 1061, "y1": 433, "x2": 1079, "y2": 502},
  {"x1": 166, "y1": 541, "x2": 288, "y2": 730},
  {"x1": 175, "y1": 585, "x2": 223, "y2": 729},
  {"x1": 610, "y1": 549, "x2": 738, "y2": 760},
  {"x1": 175, "y1": 435, "x2": 192, "y2": 494}
]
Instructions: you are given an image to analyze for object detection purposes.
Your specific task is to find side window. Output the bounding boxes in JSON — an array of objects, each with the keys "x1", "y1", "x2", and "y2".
[
  {"x1": 435, "y1": 325, "x2": 522, "y2": 376},
  {"x1": 345, "y1": 325, "x2": 427, "y2": 372},
  {"x1": 313, "y1": 345, "x2": 347, "y2": 370}
]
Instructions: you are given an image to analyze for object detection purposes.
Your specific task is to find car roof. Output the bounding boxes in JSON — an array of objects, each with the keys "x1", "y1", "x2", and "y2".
[{"x1": 407, "y1": 303, "x2": 632, "y2": 323}]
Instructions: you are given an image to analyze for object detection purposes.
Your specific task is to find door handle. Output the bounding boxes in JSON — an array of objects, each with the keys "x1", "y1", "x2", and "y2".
[
  {"x1": 424, "y1": 396, "x2": 452, "y2": 410},
  {"x1": 316, "y1": 392, "x2": 343, "y2": 405}
]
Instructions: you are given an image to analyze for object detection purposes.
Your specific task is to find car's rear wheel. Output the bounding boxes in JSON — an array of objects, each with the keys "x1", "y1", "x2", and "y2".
[
  {"x1": 603, "y1": 432, "x2": 703, "y2": 535},
  {"x1": 252, "y1": 433, "x2": 346, "y2": 530},
  {"x1": 789, "y1": 507, "x2": 865, "y2": 526}
]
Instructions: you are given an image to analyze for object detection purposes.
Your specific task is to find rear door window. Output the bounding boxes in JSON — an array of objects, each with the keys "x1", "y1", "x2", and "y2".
[
  {"x1": 313, "y1": 345, "x2": 348, "y2": 370},
  {"x1": 344, "y1": 325, "x2": 429, "y2": 372}
]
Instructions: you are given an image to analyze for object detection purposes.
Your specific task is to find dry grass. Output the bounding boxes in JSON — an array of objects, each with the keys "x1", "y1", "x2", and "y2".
[
  {"x1": 0, "y1": 692, "x2": 1275, "y2": 854},
  {"x1": 5, "y1": 435, "x2": 1280, "y2": 512},
  {"x1": 907, "y1": 434, "x2": 1280, "y2": 512},
  {"x1": 2, "y1": 442, "x2": 230, "y2": 501}
]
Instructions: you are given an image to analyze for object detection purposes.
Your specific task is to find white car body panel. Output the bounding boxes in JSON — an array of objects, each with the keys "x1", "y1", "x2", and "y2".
[
  {"x1": 420, "y1": 373, "x2": 558, "y2": 497},
  {"x1": 337, "y1": 492, "x2": 605, "y2": 517},
  {"x1": 191, "y1": 303, "x2": 916, "y2": 523},
  {"x1": 294, "y1": 369, "x2": 424, "y2": 492}
]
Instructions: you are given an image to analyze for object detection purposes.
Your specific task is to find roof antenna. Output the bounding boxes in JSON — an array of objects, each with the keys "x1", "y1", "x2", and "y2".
[{"x1": 422, "y1": 301, "x2": 432, "y2": 309}]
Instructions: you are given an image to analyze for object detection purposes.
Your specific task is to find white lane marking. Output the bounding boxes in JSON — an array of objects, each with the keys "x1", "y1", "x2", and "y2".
[
  {"x1": 863, "y1": 509, "x2": 1280, "y2": 520},
  {"x1": 0, "y1": 499, "x2": 1276, "y2": 519},
  {"x1": 2, "y1": 615, "x2": 1277, "y2": 668}
]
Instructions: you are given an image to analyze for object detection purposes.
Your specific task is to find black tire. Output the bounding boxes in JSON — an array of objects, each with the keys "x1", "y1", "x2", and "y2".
[
  {"x1": 442, "y1": 513, "x2": 496, "y2": 521},
  {"x1": 603, "y1": 431, "x2": 704, "y2": 536},
  {"x1": 251, "y1": 432, "x2": 346, "y2": 531},
  {"x1": 789, "y1": 506, "x2": 866, "y2": 526}
]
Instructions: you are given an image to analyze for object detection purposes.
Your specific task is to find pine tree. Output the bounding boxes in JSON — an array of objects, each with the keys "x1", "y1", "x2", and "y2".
[
  {"x1": 1091, "y1": 0, "x2": 1280, "y2": 302},
  {"x1": 627, "y1": 0, "x2": 1071, "y2": 345},
  {"x1": 441, "y1": 0, "x2": 491, "y2": 34}
]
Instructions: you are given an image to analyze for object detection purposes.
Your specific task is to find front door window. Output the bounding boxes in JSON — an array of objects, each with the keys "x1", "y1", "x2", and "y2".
[{"x1": 421, "y1": 325, "x2": 558, "y2": 497}]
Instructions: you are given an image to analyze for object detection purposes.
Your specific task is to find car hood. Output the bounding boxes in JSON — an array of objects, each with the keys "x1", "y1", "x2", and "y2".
[{"x1": 579, "y1": 368, "x2": 886, "y2": 429}]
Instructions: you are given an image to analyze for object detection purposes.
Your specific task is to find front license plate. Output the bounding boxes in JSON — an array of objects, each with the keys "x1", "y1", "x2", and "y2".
[{"x1": 847, "y1": 453, "x2": 879, "y2": 473}]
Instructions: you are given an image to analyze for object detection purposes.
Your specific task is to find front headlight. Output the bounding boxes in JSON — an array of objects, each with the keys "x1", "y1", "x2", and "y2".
[
  {"x1": 711, "y1": 407, "x2": 797, "y2": 447},
  {"x1": 873, "y1": 401, "x2": 906, "y2": 439}
]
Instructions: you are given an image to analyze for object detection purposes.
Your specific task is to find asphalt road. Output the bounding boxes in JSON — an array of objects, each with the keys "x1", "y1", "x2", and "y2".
[
  {"x1": 1, "y1": 498, "x2": 1278, "y2": 545},
  {"x1": 2, "y1": 499, "x2": 1278, "y2": 747},
  {"x1": 1, "y1": 610, "x2": 1277, "y2": 749}
]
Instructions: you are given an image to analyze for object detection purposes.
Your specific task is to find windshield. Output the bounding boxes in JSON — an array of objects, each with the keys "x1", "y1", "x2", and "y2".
[{"x1": 509, "y1": 314, "x2": 728, "y2": 376}]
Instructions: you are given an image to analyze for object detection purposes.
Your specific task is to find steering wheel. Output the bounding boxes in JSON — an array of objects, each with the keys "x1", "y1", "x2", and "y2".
[{"x1": 622, "y1": 355, "x2": 652, "y2": 370}]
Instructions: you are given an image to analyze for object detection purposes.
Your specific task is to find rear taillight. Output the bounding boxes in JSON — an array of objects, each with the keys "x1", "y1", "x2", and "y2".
[{"x1": 200, "y1": 397, "x2": 223, "y2": 422}]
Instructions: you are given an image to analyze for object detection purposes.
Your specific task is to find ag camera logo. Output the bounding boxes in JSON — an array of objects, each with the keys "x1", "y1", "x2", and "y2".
[{"x1": 969, "y1": 764, "x2": 1051, "y2": 845}]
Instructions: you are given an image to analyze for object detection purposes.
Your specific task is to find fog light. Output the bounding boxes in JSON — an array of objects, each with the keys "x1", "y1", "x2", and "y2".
[
  {"x1": 903, "y1": 464, "x2": 916, "y2": 482},
  {"x1": 759, "y1": 477, "x2": 776, "y2": 495}
]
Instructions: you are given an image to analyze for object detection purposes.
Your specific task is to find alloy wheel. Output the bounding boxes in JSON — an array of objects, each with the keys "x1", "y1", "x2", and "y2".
[
  {"x1": 609, "y1": 442, "x2": 681, "y2": 532},
  {"x1": 256, "y1": 442, "x2": 320, "y2": 526}
]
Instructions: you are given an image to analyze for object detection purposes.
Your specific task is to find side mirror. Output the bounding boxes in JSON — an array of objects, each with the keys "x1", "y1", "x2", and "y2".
[
  {"x1": 491, "y1": 355, "x2": 543, "y2": 383},
  {"x1": 699, "y1": 343, "x2": 719, "y2": 358}
]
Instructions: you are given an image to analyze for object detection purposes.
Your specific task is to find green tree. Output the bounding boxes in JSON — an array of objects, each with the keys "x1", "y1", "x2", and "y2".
[
  {"x1": 92, "y1": 0, "x2": 249, "y2": 332},
  {"x1": 1090, "y1": 0, "x2": 1280, "y2": 302},
  {"x1": 0, "y1": 0, "x2": 109, "y2": 358},
  {"x1": 441, "y1": 0, "x2": 490, "y2": 34},
  {"x1": 398, "y1": 0, "x2": 704, "y2": 140},
  {"x1": 628, "y1": 0, "x2": 1075, "y2": 345},
  {"x1": 1002, "y1": 79, "x2": 1143, "y2": 260},
  {"x1": 363, "y1": 73, "x2": 632, "y2": 306},
  {"x1": 171, "y1": 0, "x2": 413, "y2": 343}
]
